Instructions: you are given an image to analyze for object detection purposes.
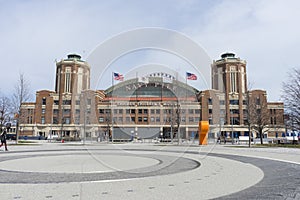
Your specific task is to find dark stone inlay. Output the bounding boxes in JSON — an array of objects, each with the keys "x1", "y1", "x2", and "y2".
[{"x1": 0, "y1": 151, "x2": 200, "y2": 184}]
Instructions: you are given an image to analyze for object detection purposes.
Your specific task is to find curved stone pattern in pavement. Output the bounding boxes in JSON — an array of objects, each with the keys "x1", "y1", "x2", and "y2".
[
  {"x1": 210, "y1": 153, "x2": 300, "y2": 200},
  {"x1": 0, "y1": 151, "x2": 200, "y2": 184}
]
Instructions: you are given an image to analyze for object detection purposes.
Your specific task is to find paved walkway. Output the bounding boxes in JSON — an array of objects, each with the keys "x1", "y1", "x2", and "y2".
[{"x1": 0, "y1": 142, "x2": 299, "y2": 199}]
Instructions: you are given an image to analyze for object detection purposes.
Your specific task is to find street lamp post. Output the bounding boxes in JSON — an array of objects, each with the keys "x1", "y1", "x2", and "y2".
[{"x1": 176, "y1": 102, "x2": 181, "y2": 145}]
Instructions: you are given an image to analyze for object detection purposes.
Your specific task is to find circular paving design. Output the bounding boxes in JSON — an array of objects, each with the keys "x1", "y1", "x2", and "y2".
[
  {"x1": 0, "y1": 154, "x2": 160, "y2": 173},
  {"x1": 0, "y1": 150, "x2": 200, "y2": 184}
]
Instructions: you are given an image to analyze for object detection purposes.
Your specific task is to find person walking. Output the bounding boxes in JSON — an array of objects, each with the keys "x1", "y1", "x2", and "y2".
[{"x1": 0, "y1": 128, "x2": 8, "y2": 151}]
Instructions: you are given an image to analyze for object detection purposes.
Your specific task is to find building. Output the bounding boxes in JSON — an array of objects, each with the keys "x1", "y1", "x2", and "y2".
[{"x1": 19, "y1": 53, "x2": 285, "y2": 141}]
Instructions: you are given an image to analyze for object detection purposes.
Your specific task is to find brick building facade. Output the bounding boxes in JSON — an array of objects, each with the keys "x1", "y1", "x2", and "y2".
[{"x1": 19, "y1": 53, "x2": 285, "y2": 141}]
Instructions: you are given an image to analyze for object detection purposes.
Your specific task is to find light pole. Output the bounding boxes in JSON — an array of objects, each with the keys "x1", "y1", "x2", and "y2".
[
  {"x1": 170, "y1": 103, "x2": 174, "y2": 143},
  {"x1": 176, "y1": 101, "x2": 181, "y2": 145}
]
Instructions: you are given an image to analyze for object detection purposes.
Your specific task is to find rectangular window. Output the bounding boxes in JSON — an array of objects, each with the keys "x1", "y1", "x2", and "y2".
[
  {"x1": 208, "y1": 98, "x2": 212, "y2": 105},
  {"x1": 54, "y1": 100, "x2": 59, "y2": 105},
  {"x1": 75, "y1": 117, "x2": 80, "y2": 124},
  {"x1": 63, "y1": 109, "x2": 70, "y2": 115},
  {"x1": 151, "y1": 110, "x2": 155, "y2": 114},
  {"x1": 189, "y1": 109, "x2": 194, "y2": 114},
  {"x1": 151, "y1": 117, "x2": 155, "y2": 122},
  {"x1": 53, "y1": 109, "x2": 59, "y2": 115},
  {"x1": 126, "y1": 117, "x2": 130, "y2": 122},
  {"x1": 76, "y1": 100, "x2": 80, "y2": 105},
  {"x1": 87, "y1": 99, "x2": 91, "y2": 105},
  {"x1": 189, "y1": 117, "x2": 194, "y2": 122},
  {"x1": 76, "y1": 109, "x2": 80, "y2": 114},
  {"x1": 42, "y1": 98, "x2": 46, "y2": 105},
  {"x1": 41, "y1": 117, "x2": 45, "y2": 124},
  {"x1": 156, "y1": 117, "x2": 160, "y2": 122},
  {"x1": 156, "y1": 109, "x2": 160, "y2": 114},
  {"x1": 119, "y1": 109, "x2": 123, "y2": 114},
  {"x1": 220, "y1": 100, "x2": 225, "y2": 105},
  {"x1": 230, "y1": 117, "x2": 239, "y2": 125},
  {"x1": 99, "y1": 117, "x2": 104, "y2": 123},
  {"x1": 230, "y1": 100, "x2": 239, "y2": 105},
  {"x1": 29, "y1": 116, "x2": 33, "y2": 124},
  {"x1": 126, "y1": 109, "x2": 130, "y2": 114},
  {"x1": 118, "y1": 117, "x2": 123, "y2": 122},
  {"x1": 99, "y1": 109, "x2": 104, "y2": 114},
  {"x1": 131, "y1": 117, "x2": 135, "y2": 122},
  {"x1": 231, "y1": 109, "x2": 239, "y2": 114},
  {"x1": 256, "y1": 98, "x2": 260, "y2": 105},
  {"x1": 53, "y1": 117, "x2": 58, "y2": 124},
  {"x1": 138, "y1": 117, "x2": 142, "y2": 122},
  {"x1": 220, "y1": 109, "x2": 225, "y2": 115},
  {"x1": 63, "y1": 100, "x2": 71, "y2": 105},
  {"x1": 195, "y1": 109, "x2": 200, "y2": 114},
  {"x1": 42, "y1": 109, "x2": 45, "y2": 114},
  {"x1": 270, "y1": 117, "x2": 273, "y2": 124},
  {"x1": 131, "y1": 109, "x2": 135, "y2": 114},
  {"x1": 87, "y1": 117, "x2": 91, "y2": 124},
  {"x1": 143, "y1": 109, "x2": 148, "y2": 114},
  {"x1": 257, "y1": 109, "x2": 261, "y2": 115},
  {"x1": 65, "y1": 118, "x2": 70, "y2": 124},
  {"x1": 143, "y1": 117, "x2": 148, "y2": 122},
  {"x1": 65, "y1": 68, "x2": 71, "y2": 93}
]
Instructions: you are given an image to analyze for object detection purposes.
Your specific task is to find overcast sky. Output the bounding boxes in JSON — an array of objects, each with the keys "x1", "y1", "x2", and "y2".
[{"x1": 0, "y1": 0, "x2": 299, "y2": 102}]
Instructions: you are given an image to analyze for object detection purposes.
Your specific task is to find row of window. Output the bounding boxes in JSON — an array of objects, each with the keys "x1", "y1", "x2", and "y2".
[
  {"x1": 209, "y1": 99, "x2": 253, "y2": 106},
  {"x1": 37, "y1": 116, "x2": 280, "y2": 125},
  {"x1": 98, "y1": 109, "x2": 201, "y2": 115},
  {"x1": 40, "y1": 108, "x2": 251, "y2": 117},
  {"x1": 98, "y1": 116, "x2": 201, "y2": 123}
]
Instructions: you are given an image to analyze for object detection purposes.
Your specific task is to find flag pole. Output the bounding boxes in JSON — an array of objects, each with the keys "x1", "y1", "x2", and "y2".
[
  {"x1": 186, "y1": 72, "x2": 188, "y2": 102},
  {"x1": 161, "y1": 72, "x2": 163, "y2": 102},
  {"x1": 111, "y1": 72, "x2": 114, "y2": 143},
  {"x1": 136, "y1": 72, "x2": 138, "y2": 102}
]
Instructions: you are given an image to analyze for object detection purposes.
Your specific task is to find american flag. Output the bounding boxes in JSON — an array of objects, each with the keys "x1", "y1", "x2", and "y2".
[
  {"x1": 113, "y1": 72, "x2": 124, "y2": 81},
  {"x1": 186, "y1": 72, "x2": 197, "y2": 80}
]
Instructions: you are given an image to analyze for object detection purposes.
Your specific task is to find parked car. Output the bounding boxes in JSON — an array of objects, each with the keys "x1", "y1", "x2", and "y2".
[{"x1": 47, "y1": 134, "x2": 59, "y2": 140}]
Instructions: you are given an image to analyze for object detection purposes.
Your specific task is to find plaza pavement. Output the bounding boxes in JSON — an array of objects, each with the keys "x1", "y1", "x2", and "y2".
[{"x1": 0, "y1": 141, "x2": 299, "y2": 199}]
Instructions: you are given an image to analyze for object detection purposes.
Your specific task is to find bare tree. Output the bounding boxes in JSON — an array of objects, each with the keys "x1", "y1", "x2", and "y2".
[
  {"x1": 282, "y1": 68, "x2": 300, "y2": 131},
  {"x1": 0, "y1": 95, "x2": 11, "y2": 131},
  {"x1": 248, "y1": 91, "x2": 270, "y2": 144},
  {"x1": 244, "y1": 82, "x2": 254, "y2": 147},
  {"x1": 11, "y1": 73, "x2": 32, "y2": 143}
]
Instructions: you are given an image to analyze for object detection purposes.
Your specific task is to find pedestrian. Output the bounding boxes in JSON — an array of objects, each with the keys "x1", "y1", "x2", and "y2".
[{"x1": 0, "y1": 128, "x2": 8, "y2": 151}]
